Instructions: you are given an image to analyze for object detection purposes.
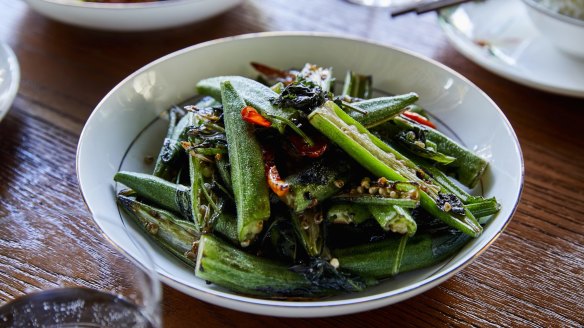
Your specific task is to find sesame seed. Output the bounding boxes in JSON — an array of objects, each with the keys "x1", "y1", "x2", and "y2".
[
  {"x1": 444, "y1": 202, "x2": 452, "y2": 212},
  {"x1": 330, "y1": 258, "x2": 340, "y2": 269}
]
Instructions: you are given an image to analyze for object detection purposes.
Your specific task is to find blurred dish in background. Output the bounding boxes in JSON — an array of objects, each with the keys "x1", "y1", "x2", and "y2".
[
  {"x1": 0, "y1": 42, "x2": 19, "y2": 124},
  {"x1": 345, "y1": 0, "x2": 422, "y2": 7},
  {"x1": 439, "y1": 0, "x2": 584, "y2": 98},
  {"x1": 522, "y1": 0, "x2": 584, "y2": 59},
  {"x1": 23, "y1": 0, "x2": 244, "y2": 32}
]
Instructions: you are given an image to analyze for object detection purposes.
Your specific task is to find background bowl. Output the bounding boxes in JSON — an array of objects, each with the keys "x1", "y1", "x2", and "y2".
[
  {"x1": 76, "y1": 32, "x2": 524, "y2": 317},
  {"x1": 0, "y1": 42, "x2": 20, "y2": 124},
  {"x1": 23, "y1": 0, "x2": 243, "y2": 32},
  {"x1": 522, "y1": 0, "x2": 584, "y2": 58}
]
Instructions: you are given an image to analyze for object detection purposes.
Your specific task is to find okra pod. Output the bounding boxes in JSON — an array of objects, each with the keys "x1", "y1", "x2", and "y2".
[
  {"x1": 333, "y1": 195, "x2": 419, "y2": 208},
  {"x1": 114, "y1": 171, "x2": 191, "y2": 219},
  {"x1": 195, "y1": 235, "x2": 337, "y2": 298},
  {"x1": 385, "y1": 115, "x2": 488, "y2": 188},
  {"x1": 153, "y1": 106, "x2": 183, "y2": 180},
  {"x1": 368, "y1": 205, "x2": 417, "y2": 236},
  {"x1": 114, "y1": 171, "x2": 237, "y2": 241},
  {"x1": 197, "y1": 76, "x2": 298, "y2": 133},
  {"x1": 309, "y1": 101, "x2": 482, "y2": 237},
  {"x1": 279, "y1": 155, "x2": 352, "y2": 212},
  {"x1": 290, "y1": 208, "x2": 324, "y2": 257},
  {"x1": 326, "y1": 203, "x2": 370, "y2": 225},
  {"x1": 153, "y1": 97, "x2": 219, "y2": 181},
  {"x1": 466, "y1": 198, "x2": 501, "y2": 223},
  {"x1": 221, "y1": 81, "x2": 271, "y2": 246},
  {"x1": 349, "y1": 93, "x2": 419, "y2": 128},
  {"x1": 394, "y1": 129, "x2": 456, "y2": 165},
  {"x1": 333, "y1": 230, "x2": 470, "y2": 279},
  {"x1": 117, "y1": 195, "x2": 199, "y2": 267},
  {"x1": 341, "y1": 70, "x2": 372, "y2": 99}
]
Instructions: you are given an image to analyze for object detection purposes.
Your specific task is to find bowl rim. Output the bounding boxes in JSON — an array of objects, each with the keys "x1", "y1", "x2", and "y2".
[
  {"x1": 521, "y1": 0, "x2": 584, "y2": 27},
  {"x1": 76, "y1": 31, "x2": 525, "y2": 313},
  {"x1": 27, "y1": 0, "x2": 210, "y2": 10}
]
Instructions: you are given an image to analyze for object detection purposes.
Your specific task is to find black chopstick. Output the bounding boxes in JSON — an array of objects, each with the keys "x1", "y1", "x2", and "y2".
[{"x1": 390, "y1": 0, "x2": 475, "y2": 17}]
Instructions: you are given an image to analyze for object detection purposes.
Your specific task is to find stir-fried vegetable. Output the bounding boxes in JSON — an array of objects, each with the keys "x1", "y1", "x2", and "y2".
[{"x1": 114, "y1": 62, "x2": 500, "y2": 299}]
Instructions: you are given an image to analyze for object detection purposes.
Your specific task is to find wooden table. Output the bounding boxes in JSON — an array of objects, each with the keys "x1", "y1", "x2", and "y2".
[{"x1": 1, "y1": 0, "x2": 582, "y2": 326}]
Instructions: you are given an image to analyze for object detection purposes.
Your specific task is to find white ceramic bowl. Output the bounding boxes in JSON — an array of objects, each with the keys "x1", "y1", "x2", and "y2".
[
  {"x1": 0, "y1": 43, "x2": 20, "y2": 124},
  {"x1": 23, "y1": 0, "x2": 243, "y2": 32},
  {"x1": 76, "y1": 32, "x2": 524, "y2": 317},
  {"x1": 522, "y1": 0, "x2": 584, "y2": 58}
]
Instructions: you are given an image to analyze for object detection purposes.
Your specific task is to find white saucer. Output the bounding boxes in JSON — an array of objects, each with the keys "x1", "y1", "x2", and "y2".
[
  {"x1": 438, "y1": 0, "x2": 584, "y2": 98},
  {"x1": 0, "y1": 43, "x2": 20, "y2": 123}
]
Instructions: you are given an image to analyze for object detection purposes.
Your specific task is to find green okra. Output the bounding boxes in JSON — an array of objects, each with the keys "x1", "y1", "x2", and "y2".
[
  {"x1": 279, "y1": 156, "x2": 352, "y2": 212},
  {"x1": 114, "y1": 171, "x2": 191, "y2": 218},
  {"x1": 153, "y1": 97, "x2": 220, "y2": 181},
  {"x1": 153, "y1": 106, "x2": 183, "y2": 180},
  {"x1": 221, "y1": 81, "x2": 271, "y2": 246},
  {"x1": 290, "y1": 208, "x2": 324, "y2": 257},
  {"x1": 332, "y1": 195, "x2": 419, "y2": 208},
  {"x1": 368, "y1": 205, "x2": 417, "y2": 236},
  {"x1": 466, "y1": 198, "x2": 501, "y2": 222},
  {"x1": 333, "y1": 230, "x2": 470, "y2": 279},
  {"x1": 117, "y1": 195, "x2": 199, "y2": 268},
  {"x1": 195, "y1": 235, "x2": 366, "y2": 298},
  {"x1": 394, "y1": 129, "x2": 456, "y2": 165},
  {"x1": 341, "y1": 70, "x2": 372, "y2": 99},
  {"x1": 215, "y1": 156, "x2": 232, "y2": 193},
  {"x1": 114, "y1": 171, "x2": 237, "y2": 241},
  {"x1": 326, "y1": 203, "x2": 371, "y2": 225},
  {"x1": 385, "y1": 115, "x2": 488, "y2": 188},
  {"x1": 197, "y1": 76, "x2": 298, "y2": 133},
  {"x1": 309, "y1": 101, "x2": 482, "y2": 237},
  {"x1": 349, "y1": 93, "x2": 419, "y2": 128},
  {"x1": 421, "y1": 164, "x2": 486, "y2": 204}
]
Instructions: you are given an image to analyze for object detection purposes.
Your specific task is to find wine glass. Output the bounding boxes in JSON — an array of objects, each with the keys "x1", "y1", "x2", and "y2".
[{"x1": 0, "y1": 222, "x2": 162, "y2": 328}]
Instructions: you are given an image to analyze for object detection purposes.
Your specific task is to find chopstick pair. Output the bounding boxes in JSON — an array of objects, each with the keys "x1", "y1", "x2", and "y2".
[{"x1": 390, "y1": 0, "x2": 475, "y2": 17}]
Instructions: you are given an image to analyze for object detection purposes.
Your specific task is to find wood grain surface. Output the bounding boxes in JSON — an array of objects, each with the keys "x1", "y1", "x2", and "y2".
[{"x1": 1, "y1": 0, "x2": 583, "y2": 326}]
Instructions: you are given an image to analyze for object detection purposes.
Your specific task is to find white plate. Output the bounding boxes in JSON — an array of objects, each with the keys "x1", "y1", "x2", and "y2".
[
  {"x1": 0, "y1": 43, "x2": 19, "y2": 124},
  {"x1": 438, "y1": 0, "x2": 584, "y2": 98},
  {"x1": 76, "y1": 32, "x2": 524, "y2": 317},
  {"x1": 23, "y1": 0, "x2": 243, "y2": 32}
]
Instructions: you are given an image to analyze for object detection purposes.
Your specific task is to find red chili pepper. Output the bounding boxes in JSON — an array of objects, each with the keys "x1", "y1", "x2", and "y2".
[
  {"x1": 241, "y1": 106, "x2": 272, "y2": 127},
  {"x1": 262, "y1": 147, "x2": 289, "y2": 197},
  {"x1": 289, "y1": 134, "x2": 328, "y2": 158},
  {"x1": 267, "y1": 165, "x2": 289, "y2": 197},
  {"x1": 402, "y1": 110, "x2": 437, "y2": 129}
]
